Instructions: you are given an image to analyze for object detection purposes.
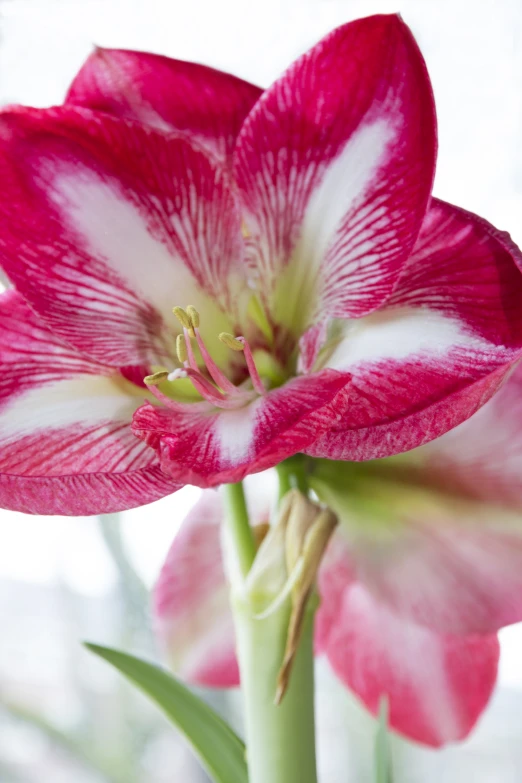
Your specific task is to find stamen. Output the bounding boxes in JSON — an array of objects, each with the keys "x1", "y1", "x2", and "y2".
[
  {"x1": 176, "y1": 333, "x2": 188, "y2": 364},
  {"x1": 184, "y1": 368, "x2": 224, "y2": 400},
  {"x1": 182, "y1": 326, "x2": 199, "y2": 371},
  {"x1": 186, "y1": 305, "x2": 200, "y2": 330},
  {"x1": 144, "y1": 365, "x2": 251, "y2": 411},
  {"x1": 193, "y1": 328, "x2": 238, "y2": 394},
  {"x1": 220, "y1": 333, "x2": 266, "y2": 395},
  {"x1": 172, "y1": 306, "x2": 193, "y2": 333},
  {"x1": 144, "y1": 371, "x2": 185, "y2": 410},
  {"x1": 174, "y1": 305, "x2": 247, "y2": 395},
  {"x1": 144, "y1": 370, "x2": 169, "y2": 386},
  {"x1": 237, "y1": 337, "x2": 266, "y2": 396},
  {"x1": 170, "y1": 304, "x2": 265, "y2": 407},
  {"x1": 182, "y1": 368, "x2": 249, "y2": 409},
  {"x1": 219, "y1": 332, "x2": 245, "y2": 351},
  {"x1": 167, "y1": 351, "x2": 224, "y2": 403}
]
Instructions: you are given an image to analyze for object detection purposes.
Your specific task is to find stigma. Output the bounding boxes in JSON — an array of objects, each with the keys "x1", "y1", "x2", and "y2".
[{"x1": 145, "y1": 305, "x2": 266, "y2": 410}]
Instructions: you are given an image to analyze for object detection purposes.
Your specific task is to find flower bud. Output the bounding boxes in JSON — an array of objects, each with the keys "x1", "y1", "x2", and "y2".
[{"x1": 242, "y1": 489, "x2": 338, "y2": 703}]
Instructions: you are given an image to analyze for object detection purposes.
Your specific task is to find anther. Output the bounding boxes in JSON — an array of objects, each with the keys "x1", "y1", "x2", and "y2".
[
  {"x1": 144, "y1": 370, "x2": 169, "y2": 386},
  {"x1": 172, "y1": 306, "x2": 192, "y2": 331},
  {"x1": 219, "y1": 332, "x2": 245, "y2": 352},
  {"x1": 176, "y1": 333, "x2": 188, "y2": 364},
  {"x1": 186, "y1": 305, "x2": 200, "y2": 330},
  {"x1": 220, "y1": 333, "x2": 266, "y2": 395}
]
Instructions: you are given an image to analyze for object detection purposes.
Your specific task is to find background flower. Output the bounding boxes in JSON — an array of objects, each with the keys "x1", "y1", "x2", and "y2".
[{"x1": 154, "y1": 363, "x2": 522, "y2": 746}]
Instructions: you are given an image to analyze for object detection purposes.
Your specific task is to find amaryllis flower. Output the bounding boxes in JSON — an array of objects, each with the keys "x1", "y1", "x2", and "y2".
[
  {"x1": 153, "y1": 362, "x2": 522, "y2": 746},
  {"x1": 1, "y1": 14, "x2": 522, "y2": 514}
]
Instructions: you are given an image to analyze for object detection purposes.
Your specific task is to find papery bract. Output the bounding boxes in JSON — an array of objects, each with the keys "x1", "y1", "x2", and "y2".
[{"x1": 1, "y1": 14, "x2": 522, "y2": 514}]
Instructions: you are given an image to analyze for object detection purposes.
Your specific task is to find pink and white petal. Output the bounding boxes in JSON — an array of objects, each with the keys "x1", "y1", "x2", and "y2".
[
  {"x1": 298, "y1": 321, "x2": 328, "y2": 374},
  {"x1": 66, "y1": 48, "x2": 262, "y2": 162},
  {"x1": 311, "y1": 462, "x2": 522, "y2": 636},
  {"x1": 308, "y1": 199, "x2": 522, "y2": 461},
  {"x1": 319, "y1": 575, "x2": 499, "y2": 747},
  {"x1": 388, "y1": 199, "x2": 522, "y2": 348},
  {"x1": 0, "y1": 289, "x2": 150, "y2": 476},
  {"x1": 0, "y1": 106, "x2": 245, "y2": 367},
  {"x1": 413, "y1": 361, "x2": 522, "y2": 507},
  {"x1": 234, "y1": 14, "x2": 436, "y2": 333},
  {"x1": 0, "y1": 290, "x2": 180, "y2": 514},
  {"x1": 0, "y1": 467, "x2": 181, "y2": 516},
  {"x1": 132, "y1": 369, "x2": 351, "y2": 487},
  {"x1": 153, "y1": 491, "x2": 239, "y2": 687}
]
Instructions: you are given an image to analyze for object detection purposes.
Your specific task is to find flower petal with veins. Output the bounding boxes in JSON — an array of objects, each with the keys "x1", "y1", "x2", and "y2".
[
  {"x1": 311, "y1": 457, "x2": 522, "y2": 636},
  {"x1": 234, "y1": 14, "x2": 436, "y2": 332},
  {"x1": 415, "y1": 361, "x2": 522, "y2": 506},
  {"x1": 0, "y1": 290, "x2": 180, "y2": 514},
  {"x1": 0, "y1": 106, "x2": 244, "y2": 368},
  {"x1": 66, "y1": 48, "x2": 262, "y2": 161},
  {"x1": 316, "y1": 552, "x2": 499, "y2": 747},
  {"x1": 308, "y1": 199, "x2": 522, "y2": 460},
  {"x1": 133, "y1": 369, "x2": 351, "y2": 487}
]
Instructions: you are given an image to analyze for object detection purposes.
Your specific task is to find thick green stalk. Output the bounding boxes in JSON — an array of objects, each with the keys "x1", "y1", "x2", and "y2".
[
  {"x1": 276, "y1": 454, "x2": 309, "y2": 499},
  {"x1": 223, "y1": 481, "x2": 257, "y2": 578},
  {"x1": 232, "y1": 597, "x2": 318, "y2": 783},
  {"x1": 224, "y1": 477, "x2": 319, "y2": 783},
  {"x1": 275, "y1": 462, "x2": 292, "y2": 502}
]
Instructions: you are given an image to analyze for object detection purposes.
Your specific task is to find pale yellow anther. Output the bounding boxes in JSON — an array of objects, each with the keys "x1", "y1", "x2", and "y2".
[
  {"x1": 186, "y1": 305, "x2": 200, "y2": 330},
  {"x1": 172, "y1": 306, "x2": 192, "y2": 330},
  {"x1": 176, "y1": 333, "x2": 188, "y2": 364},
  {"x1": 144, "y1": 370, "x2": 169, "y2": 386},
  {"x1": 219, "y1": 332, "x2": 245, "y2": 352}
]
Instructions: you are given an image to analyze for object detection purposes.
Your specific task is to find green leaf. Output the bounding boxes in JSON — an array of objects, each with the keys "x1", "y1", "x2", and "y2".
[
  {"x1": 85, "y1": 644, "x2": 248, "y2": 783},
  {"x1": 374, "y1": 696, "x2": 393, "y2": 783}
]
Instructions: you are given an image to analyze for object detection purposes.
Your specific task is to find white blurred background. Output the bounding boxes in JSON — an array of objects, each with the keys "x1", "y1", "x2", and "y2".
[{"x1": 1, "y1": 0, "x2": 522, "y2": 780}]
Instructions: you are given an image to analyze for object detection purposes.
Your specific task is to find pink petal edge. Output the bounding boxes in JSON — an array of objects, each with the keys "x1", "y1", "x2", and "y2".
[
  {"x1": 308, "y1": 198, "x2": 522, "y2": 460},
  {"x1": 0, "y1": 105, "x2": 245, "y2": 367},
  {"x1": 66, "y1": 47, "x2": 262, "y2": 161},
  {"x1": 317, "y1": 542, "x2": 499, "y2": 746},
  {"x1": 154, "y1": 491, "x2": 239, "y2": 686},
  {"x1": 132, "y1": 369, "x2": 351, "y2": 487},
  {"x1": 234, "y1": 14, "x2": 436, "y2": 331},
  {"x1": 0, "y1": 289, "x2": 181, "y2": 514}
]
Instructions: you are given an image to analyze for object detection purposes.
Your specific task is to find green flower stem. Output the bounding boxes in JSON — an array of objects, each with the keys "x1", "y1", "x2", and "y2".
[
  {"x1": 294, "y1": 461, "x2": 310, "y2": 495},
  {"x1": 223, "y1": 481, "x2": 257, "y2": 578},
  {"x1": 276, "y1": 455, "x2": 310, "y2": 499},
  {"x1": 232, "y1": 596, "x2": 318, "y2": 783},
  {"x1": 224, "y1": 475, "x2": 318, "y2": 783},
  {"x1": 275, "y1": 462, "x2": 292, "y2": 502}
]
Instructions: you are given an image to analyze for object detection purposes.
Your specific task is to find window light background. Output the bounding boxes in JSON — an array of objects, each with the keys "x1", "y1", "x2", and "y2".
[{"x1": 1, "y1": 0, "x2": 522, "y2": 781}]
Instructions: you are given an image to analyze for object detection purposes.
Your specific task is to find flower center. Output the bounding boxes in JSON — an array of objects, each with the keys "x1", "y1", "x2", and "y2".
[{"x1": 144, "y1": 305, "x2": 266, "y2": 410}]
